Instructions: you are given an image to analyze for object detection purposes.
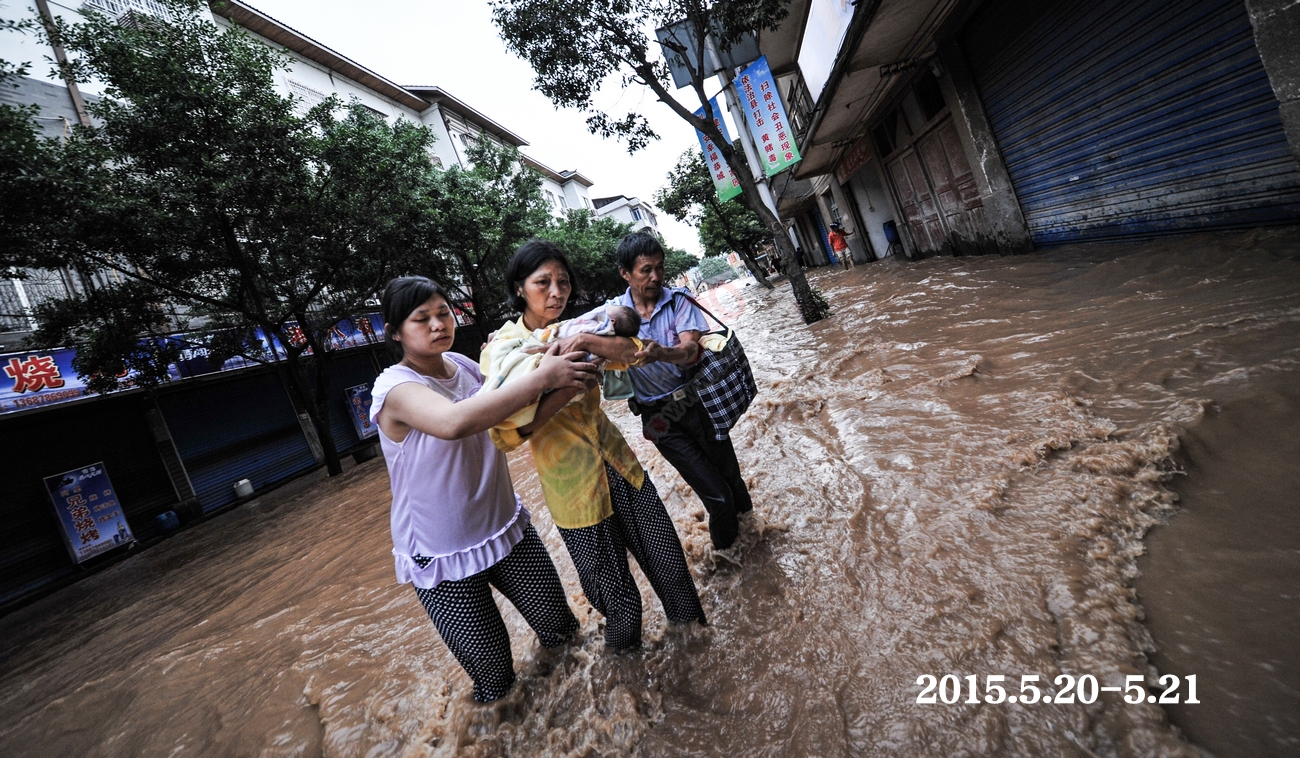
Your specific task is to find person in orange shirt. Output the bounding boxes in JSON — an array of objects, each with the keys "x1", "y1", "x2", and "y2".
[{"x1": 828, "y1": 223, "x2": 854, "y2": 271}]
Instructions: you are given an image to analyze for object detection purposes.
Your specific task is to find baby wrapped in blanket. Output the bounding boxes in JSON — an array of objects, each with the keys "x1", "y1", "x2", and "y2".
[{"x1": 480, "y1": 304, "x2": 641, "y2": 430}]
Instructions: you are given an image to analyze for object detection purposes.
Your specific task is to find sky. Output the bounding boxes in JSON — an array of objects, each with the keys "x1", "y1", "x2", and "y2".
[{"x1": 245, "y1": 0, "x2": 717, "y2": 255}]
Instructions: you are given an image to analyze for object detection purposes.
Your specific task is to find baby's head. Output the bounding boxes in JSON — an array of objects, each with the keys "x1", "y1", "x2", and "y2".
[{"x1": 605, "y1": 305, "x2": 641, "y2": 337}]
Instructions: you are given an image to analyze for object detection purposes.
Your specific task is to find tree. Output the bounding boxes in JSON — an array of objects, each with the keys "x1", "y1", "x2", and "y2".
[
  {"x1": 26, "y1": 0, "x2": 438, "y2": 475},
  {"x1": 655, "y1": 146, "x2": 771, "y2": 288},
  {"x1": 491, "y1": 0, "x2": 830, "y2": 323},
  {"x1": 416, "y1": 138, "x2": 553, "y2": 342},
  {"x1": 697, "y1": 254, "x2": 733, "y2": 280}
]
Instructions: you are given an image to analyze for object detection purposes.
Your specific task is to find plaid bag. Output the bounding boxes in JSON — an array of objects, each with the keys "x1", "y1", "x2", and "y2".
[{"x1": 672, "y1": 292, "x2": 757, "y2": 440}]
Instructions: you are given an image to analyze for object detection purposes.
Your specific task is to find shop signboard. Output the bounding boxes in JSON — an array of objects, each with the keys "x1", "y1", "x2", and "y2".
[
  {"x1": 1, "y1": 347, "x2": 88, "y2": 413},
  {"x1": 44, "y1": 462, "x2": 134, "y2": 564},
  {"x1": 695, "y1": 97, "x2": 743, "y2": 203},
  {"x1": 345, "y1": 382, "x2": 378, "y2": 440},
  {"x1": 0, "y1": 313, "x2": 385, "y2": 415},
  {"x1": 734, "y1": 56, "x2": 802, "y2": 177}
]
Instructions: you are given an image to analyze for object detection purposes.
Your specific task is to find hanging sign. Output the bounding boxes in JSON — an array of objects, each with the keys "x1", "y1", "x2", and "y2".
[
  {"x1": 694, "y1": 97, "x2": 743, "y2": 203},
  {"x1": 734, "y1": 55, "x2": 802, "y2": 177},
  {"x1": 345, "y1": 382, "x2": 378, "y2": 440},
  {"x1": 44, "y1": 462, "x2": 134, "y2": 564}
]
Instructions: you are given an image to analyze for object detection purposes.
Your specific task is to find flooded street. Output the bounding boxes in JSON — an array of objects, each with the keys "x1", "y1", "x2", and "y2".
[{"x1": 2, "y1": 228, "x2": 1298, "y2": 757}]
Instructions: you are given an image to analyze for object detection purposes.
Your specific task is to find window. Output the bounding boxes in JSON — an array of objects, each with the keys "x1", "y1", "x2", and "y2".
[
  {"x1": 545, "y1": 191, "x2": 557, "y2": 207},
  {"x1": 582, "y1": 197, "x2": 591, "y2": 209},
  {"x1": 558, "y1": 195, "x2": 569, "y2": 209},
  {"x1": 630, "y1": 207, "x2": 642, "y2": 221}
]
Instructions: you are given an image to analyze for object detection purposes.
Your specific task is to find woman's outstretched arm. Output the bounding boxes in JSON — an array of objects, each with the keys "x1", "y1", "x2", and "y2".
[{"x1": 382, "y1": 345, "x2": 596, "y2": 441}]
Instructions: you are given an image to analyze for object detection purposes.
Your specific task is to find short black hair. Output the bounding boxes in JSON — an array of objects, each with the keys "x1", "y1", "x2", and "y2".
[
  {"x1": 505, "y1": 238, "x2": 577, "y2": 313},
  {"x1": 380, "y1": 275, "x2": 449, "y2": 359},
  {"x1": 616, "y1": 231, "x2": 665, "y2": 273}
]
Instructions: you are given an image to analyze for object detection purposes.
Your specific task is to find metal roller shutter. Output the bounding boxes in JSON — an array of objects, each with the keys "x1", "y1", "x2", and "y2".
[
  {"x1": 961, "y1": 0, "x2": 1300, "y2": 245},
  {"x1": 158, "y1": 370, "x2": 317, "y2": 513}
]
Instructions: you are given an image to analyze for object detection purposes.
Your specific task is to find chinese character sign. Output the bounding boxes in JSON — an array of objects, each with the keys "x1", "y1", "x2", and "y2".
[
  {"x1": 734, "y1": 56, "x2": 802, "y2": 177},
  {"x1": 694, "y1": 98, "x2": 744, "y2": 203},
  {"x1": 345, "y1": 382, "x2": 378, "y2": 440},
  {"x1": 43, "y1": 463, "x2": 134, "y2": 564},
  {"x1": 1, "y1": 349, "x2": 87, "y2": 413}
]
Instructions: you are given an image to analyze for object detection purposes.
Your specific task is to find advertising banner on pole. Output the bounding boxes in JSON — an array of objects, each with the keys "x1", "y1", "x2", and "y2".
[
  {"x1": 695, "y1": 98, "x2": 743, "y2": 203},
  {"x1": 734, "y1": 56, "x2": 802, "y2": 176},
  {"x1": 344, "y1": 382, "x2": 378, "y2": 440},
  {"x1": 44, "y1": 462, "x2": 134, "y2": 564}
]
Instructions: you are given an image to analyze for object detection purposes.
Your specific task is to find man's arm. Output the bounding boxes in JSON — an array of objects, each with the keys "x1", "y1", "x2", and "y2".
[{"x1": 638, "y1": 330, "x2": 701, "y2": 366}]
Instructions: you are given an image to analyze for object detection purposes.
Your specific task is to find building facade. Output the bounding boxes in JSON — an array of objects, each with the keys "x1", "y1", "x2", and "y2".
[
  {"x1": 592, "y1": 194, "x2": 661, "y2": 233},
  {"x1": 758, "y1": 0, "x2": 1300, "y2": 261}
]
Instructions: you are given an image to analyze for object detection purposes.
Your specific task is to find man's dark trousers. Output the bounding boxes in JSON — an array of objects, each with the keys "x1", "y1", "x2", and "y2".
[{"x1": 643, "y1": 400, "x2": 752, "y2": 549}]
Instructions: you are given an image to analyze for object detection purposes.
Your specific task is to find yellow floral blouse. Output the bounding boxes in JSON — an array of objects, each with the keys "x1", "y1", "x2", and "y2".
[{"x1": 489, "y1": 323, "x2": 646, "y2": 529}]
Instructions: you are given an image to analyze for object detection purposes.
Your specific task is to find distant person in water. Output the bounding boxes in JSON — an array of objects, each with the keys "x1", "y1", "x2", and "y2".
[
  {"x1": 829, "y1": 223, "x2": 854, "y2": 271},
  {"x1": 370, "y1": 275, "x2": 597, "y2": 702}
]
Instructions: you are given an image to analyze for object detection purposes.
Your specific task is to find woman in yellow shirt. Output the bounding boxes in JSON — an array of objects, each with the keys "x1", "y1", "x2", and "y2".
[{"x1": 489, "y1": 239, "x2": 706, "y2": 652}]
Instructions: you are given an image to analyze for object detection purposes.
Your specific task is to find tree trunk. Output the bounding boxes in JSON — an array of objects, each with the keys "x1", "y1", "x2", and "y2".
[
  {"x1": 734, "y1": 246, "x2": 773, "y2": 289},
  {"x1": 704, "y1": 196, "x2": 774, "y2": 290},
  {"x1": 707, "y1": 123, "x2": 827, "y2": 323},
  {"x1": 280, "y1": 340, "x2": 343, "y2": 477},
  {"x1": 735, "y1": 174, "x2": 826, "y2": 323}
]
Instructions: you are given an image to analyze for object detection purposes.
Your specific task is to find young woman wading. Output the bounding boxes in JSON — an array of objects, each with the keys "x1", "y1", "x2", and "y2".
[{"x1": 371, "y1": 276, "x2": 597, "y2": 702}]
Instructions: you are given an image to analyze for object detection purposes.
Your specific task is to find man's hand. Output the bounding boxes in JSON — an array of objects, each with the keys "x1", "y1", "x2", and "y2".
[{"x1": 634, "y1": 340, "x2": 663, "y2": 365}]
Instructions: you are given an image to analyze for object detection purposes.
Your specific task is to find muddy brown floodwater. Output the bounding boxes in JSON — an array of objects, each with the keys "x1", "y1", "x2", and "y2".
[{"x1": 2, "y1": 228, "x2": 1299, "y2": 758}]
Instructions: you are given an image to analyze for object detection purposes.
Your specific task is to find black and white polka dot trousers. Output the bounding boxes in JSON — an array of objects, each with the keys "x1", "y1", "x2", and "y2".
[
  {"x1": 557, "y1": 464, "x2": 707, "y2": 652},
  {"x1": 412, "y1": 524, "x2": 578, "y2": 702}
]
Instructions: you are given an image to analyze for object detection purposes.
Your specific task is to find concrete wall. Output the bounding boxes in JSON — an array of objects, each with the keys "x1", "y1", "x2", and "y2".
[
  {"x1": 846, "y1": 160, "x2": 898, "y2": 258},
  {"x1": 935, "y1": 41, "x2": 1034, "y2": 254},
  {"x1": 1247, "y1": 0, "x2": 1300, "y2": 163}
]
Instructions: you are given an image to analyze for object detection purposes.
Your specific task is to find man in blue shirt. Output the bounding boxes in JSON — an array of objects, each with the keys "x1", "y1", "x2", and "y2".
[{"x1": 615, "y1": 232, "x2": 754, "y2": 551}]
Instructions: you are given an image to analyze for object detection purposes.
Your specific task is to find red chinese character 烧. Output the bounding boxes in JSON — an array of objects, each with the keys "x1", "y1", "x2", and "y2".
[{"x1": 5, "y1": 355, "x2": 65, "y2": 393}]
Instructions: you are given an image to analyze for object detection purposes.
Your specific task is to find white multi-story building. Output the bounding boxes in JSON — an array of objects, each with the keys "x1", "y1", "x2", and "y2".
[
  {"x1": 0, "y1": 0, "x2": 616, "y2": 345},
  {"x1": 591, "y1": 195, "x2": 660, "y2": 233}
]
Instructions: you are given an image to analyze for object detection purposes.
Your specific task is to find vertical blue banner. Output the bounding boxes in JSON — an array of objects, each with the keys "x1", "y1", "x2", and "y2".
[
  {"x1": 734, "y1": 55, "x2": 802, "y2": 176},
  {"x1": 345, "y1": 382, "x2": 378, "y2": 440},
  {"x1": 695, "y1": 97, "x2": 743, "y2": 202},
  {"x1": 44, "y1": 462, "x2": 134, "y2": 564}
]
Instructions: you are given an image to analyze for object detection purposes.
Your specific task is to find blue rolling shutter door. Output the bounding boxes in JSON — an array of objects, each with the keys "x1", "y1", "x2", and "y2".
[
  {"x1": 158, "y1": 371, "x2": 317, "y2": 512},
  {"x1": 961, "y1": 0, "x2": 1300, "y2": 245}
]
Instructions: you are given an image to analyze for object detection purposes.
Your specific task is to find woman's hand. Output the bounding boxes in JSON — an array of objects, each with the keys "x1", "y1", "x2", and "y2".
[{"x1": 535, "y1": 342, "x2": 598, "y2": 391}]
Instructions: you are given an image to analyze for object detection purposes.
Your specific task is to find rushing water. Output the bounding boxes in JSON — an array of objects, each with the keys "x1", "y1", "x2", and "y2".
[{"x1": 1, "y1": 228, "x2": 1298, "y2": 758}]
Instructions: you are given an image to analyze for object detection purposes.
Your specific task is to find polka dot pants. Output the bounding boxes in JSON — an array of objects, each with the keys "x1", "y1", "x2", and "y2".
[
  {"x1": 413, "y1": 524, "x2": 578, "y2": 702},
  {"x1": 557, "y1": 464, "x2": 706, "y2": 652}
]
